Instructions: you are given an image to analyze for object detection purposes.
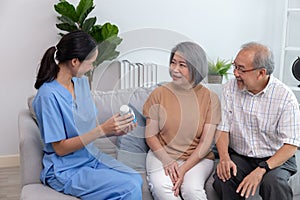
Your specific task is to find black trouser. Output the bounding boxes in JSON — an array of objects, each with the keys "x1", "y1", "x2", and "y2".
[{"x1": 213, "y1": 149, "x2": 297, "y2": 200}]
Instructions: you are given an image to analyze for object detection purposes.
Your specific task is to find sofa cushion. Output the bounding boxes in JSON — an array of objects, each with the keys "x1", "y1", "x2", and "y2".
[
  {"x1": 21, "y1": 184, "x2": 78, "y2": 200},
  {"x1": 93, "y1": 87, "x2": 155, "y2": 171},
  {"x1": 116, "y1": 104, "x2": 149, "y2": 172},
  {"x1": 93, "y1": 87, "x2": 154, "y2": 124}
]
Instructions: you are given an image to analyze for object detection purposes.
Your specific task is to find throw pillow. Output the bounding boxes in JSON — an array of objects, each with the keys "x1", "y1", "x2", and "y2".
[
  {"x1": 116, "y1": 104, "x2": 149, "y2": 172},
  {"x1": 93, "y1": 86, "x2": 155, "y2": 172}
]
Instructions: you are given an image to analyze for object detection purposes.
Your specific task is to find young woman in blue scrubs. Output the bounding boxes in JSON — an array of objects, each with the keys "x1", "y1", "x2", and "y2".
[{"x1": 33, "y1": 30, "x2": 143, "y2": 200}]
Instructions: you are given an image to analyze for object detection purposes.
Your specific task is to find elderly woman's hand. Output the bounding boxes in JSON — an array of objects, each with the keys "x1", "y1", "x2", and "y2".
[{"x1": 163, "y1": 160, "x2": 180, "y2": 185}]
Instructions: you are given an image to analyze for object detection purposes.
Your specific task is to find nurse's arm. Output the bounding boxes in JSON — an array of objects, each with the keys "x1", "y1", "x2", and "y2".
[
  {"x1": 52, "y1": 113, "x2": 134, "y2": 156},
  {"x1": 52, "y1": 125, "x2": 103, "y2": 156}
]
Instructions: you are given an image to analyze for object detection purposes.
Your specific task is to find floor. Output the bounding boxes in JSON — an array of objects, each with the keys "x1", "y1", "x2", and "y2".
[{"x1": 0, "y1": 166, "x2": 21, "y2": 200}]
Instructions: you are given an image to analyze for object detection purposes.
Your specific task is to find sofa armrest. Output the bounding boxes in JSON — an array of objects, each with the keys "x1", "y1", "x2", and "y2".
[
  {"x1": 18, "y1": 109, "x2": 43, "y2": 187},
  {"x1": 288, "y1": 149, "x2": 300, "y2": 196}
]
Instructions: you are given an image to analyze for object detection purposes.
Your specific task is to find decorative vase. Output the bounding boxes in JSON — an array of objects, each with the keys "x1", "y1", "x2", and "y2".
[{"x1": 207, "y1": 75, "x2": 223, "y2": 84}]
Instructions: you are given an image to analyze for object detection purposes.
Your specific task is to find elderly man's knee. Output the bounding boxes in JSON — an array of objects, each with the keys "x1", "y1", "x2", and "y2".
[{"x1": 261, "y1": 172, "x2": 290, "y2": 192}]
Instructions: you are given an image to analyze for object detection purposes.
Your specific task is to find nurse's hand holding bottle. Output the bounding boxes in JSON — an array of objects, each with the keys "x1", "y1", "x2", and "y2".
[{"x1": 99, "y1": 111, "x2": 137, "y2": 137}]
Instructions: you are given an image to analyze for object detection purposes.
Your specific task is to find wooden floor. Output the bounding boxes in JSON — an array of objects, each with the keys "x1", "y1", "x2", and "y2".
[{"x1": 0, "y1": 166, "x2": 21, "y2": 200}]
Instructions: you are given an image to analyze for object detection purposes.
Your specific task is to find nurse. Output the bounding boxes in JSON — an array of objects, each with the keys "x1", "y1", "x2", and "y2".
[{"x1": 33, "y1": 30, "x2": 142, "y2": 200}]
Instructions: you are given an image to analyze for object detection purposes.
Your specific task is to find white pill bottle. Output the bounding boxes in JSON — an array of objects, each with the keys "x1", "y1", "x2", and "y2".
[{"x1": 119, "y1": 105, "x2": 137, "y2": 123}]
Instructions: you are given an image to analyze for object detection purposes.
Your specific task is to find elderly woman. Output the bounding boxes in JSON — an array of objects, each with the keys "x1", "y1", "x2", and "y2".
[{"x1": 143, "y1": 41, "x2": 221, "y2": 200}]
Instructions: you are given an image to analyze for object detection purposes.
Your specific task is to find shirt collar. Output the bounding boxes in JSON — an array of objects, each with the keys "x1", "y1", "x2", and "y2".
[{"x1": 242, "y1": 75, "x2": 274, "y2": 96}]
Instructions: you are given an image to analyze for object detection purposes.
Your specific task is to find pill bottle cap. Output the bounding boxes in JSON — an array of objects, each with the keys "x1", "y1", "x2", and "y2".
[{"x1": 120, "y1": 105, "x2": 130, "y2": 115}]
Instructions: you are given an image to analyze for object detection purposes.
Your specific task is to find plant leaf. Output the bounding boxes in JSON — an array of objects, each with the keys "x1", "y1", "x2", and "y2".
[
  {"x1": 57, "y1": 15, "x2": 76, "y2": 26},
  {"x1": 208, "y1": 58, "x2": 231, "y2": 75},
  {"x1": 101, "y1": 23, "x2": 119, "y2": 40},
  {"x1": 94, "y1": 41, "x2": 119, "y2": 66},
  {"x1": 82, "y1": 17, "x2": 96, "y2": 32},
  {"x1": 56, "y1": 23, "x2": 78, "y2": 32},
  {"x1": 54, "y1": 0, "x2": 123, "y2": 67},
  {"x1": 89, "y1": 25, "x2": 102, "y2": 43},
  {"x1": 54, "y1": 1, "x2": 78, "y2": 22},
  {"x1": 107, "y1": 35, "x2": 122, "y2": 46},
  {"x1": 91, "y1": 23, "x2": 122, "y2": 65},
  {"x1": 76, "y1": 0, "x2": 94, "y2": 26}
]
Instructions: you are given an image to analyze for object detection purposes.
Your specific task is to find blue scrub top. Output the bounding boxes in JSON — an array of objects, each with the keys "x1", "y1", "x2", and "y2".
[{"x1": 33, "y1": 77, "x2": 99, "y2": 184}]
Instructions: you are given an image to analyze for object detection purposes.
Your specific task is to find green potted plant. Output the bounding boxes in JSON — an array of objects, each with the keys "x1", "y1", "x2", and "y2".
[
  {"x1": 207, "y1": 58, "x2": 232, "y2": 83},
  {"x1": 54, "y1": 0, "x2": 122, "y2": 85}
]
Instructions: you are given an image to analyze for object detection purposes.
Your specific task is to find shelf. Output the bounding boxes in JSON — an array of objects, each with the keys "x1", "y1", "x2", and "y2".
[
  {"x1": 279, "y1": 0, "x2": 300, "y2": 86},
  {"x1": 285, "y1": 47, "x2": 300, "y2": 51},
  {"x1": 289, "y1": 85, "x2": 300, "y2": 91},
  {"x1": 288, "y1": 8, "x2": 300, "y2": 12}
]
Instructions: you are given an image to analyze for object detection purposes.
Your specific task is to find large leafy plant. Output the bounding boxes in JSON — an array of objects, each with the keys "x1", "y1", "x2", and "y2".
[{"x1": 54, "y1": 0, "x2": 122, "y2": 83}]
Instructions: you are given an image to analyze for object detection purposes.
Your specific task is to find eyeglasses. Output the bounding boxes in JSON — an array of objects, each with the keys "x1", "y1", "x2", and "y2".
[{"x1": 232, "y1": 63, "x2": 262, "y2": 74}]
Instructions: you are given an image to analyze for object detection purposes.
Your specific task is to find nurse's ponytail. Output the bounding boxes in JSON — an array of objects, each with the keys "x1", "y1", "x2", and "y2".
[
  {"x1": 34, "y1": 30, "x2": 97, "y2": 89},
  {"x1": 34, "y1": 46, "x2": 59, "y2": 89}
]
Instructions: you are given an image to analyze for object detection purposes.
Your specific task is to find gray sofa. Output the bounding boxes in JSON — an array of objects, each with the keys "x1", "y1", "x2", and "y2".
[{"x1": 18, "y1": 86, "x2": 300, "y2": 200}]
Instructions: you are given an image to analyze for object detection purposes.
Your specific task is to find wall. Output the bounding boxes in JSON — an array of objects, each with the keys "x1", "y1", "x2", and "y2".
[
  {"x1": 0, "y1": 0, "x2": 285, "y2": 159},
  {"x1": 0, "y1": 0, "x2": 59, "y2": 161}
]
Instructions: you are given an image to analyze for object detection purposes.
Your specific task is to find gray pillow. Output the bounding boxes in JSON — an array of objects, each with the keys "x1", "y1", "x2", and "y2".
[
  {"x1": 93, "y1": 87, "x2": 156, "y2": 172},
  {"x1": 117, "y1": 103, "x2": 149, "y2": 172},
  {"x1": 116, "y1": 104, "x2": 149, "y2": 172}
]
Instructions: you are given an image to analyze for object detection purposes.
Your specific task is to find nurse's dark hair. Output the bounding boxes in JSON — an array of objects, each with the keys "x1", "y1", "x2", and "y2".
[
  {"x1": 169, "y1": 41, "x2": 208, "y2": 86},
  {"x1": 34, "y1": 30, "x2": 97, "y2": 89}
]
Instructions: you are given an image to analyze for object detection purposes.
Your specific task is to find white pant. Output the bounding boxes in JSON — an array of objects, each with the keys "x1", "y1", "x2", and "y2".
[{"x1": 146, "y1": 150, "x2": 214, "y2": 200}]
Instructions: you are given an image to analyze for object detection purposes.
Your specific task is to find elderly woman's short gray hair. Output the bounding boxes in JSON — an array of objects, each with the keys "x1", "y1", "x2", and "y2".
[{"x1": 169, "y1": 41, "x2": 208, "y2": 86}]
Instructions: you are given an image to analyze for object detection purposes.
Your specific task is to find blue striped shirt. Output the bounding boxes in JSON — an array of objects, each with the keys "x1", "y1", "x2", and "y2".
[{"x1": 218, "y1": 76, "x2": 300, "y2": 157}]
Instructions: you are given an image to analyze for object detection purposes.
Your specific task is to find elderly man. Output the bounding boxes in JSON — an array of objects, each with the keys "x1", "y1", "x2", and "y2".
[{"x1": 213, "y1": 42, "x2": 300, "y2": 200}]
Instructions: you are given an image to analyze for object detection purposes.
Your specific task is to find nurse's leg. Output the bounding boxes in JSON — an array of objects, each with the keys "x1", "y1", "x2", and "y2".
[{"x1": 65, "y1": 165, "x2": 142, "y2": 200}]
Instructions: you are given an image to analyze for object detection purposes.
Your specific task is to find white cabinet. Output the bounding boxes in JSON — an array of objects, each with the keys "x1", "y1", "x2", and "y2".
[{"x1": 279, "y1": 0, "x2": 300, "y2": 102}]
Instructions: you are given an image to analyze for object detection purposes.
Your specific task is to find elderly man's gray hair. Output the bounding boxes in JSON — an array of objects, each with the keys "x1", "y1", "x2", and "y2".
[{"x1": 241, "y1": 42, "x2": 274, "y2": 75}]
